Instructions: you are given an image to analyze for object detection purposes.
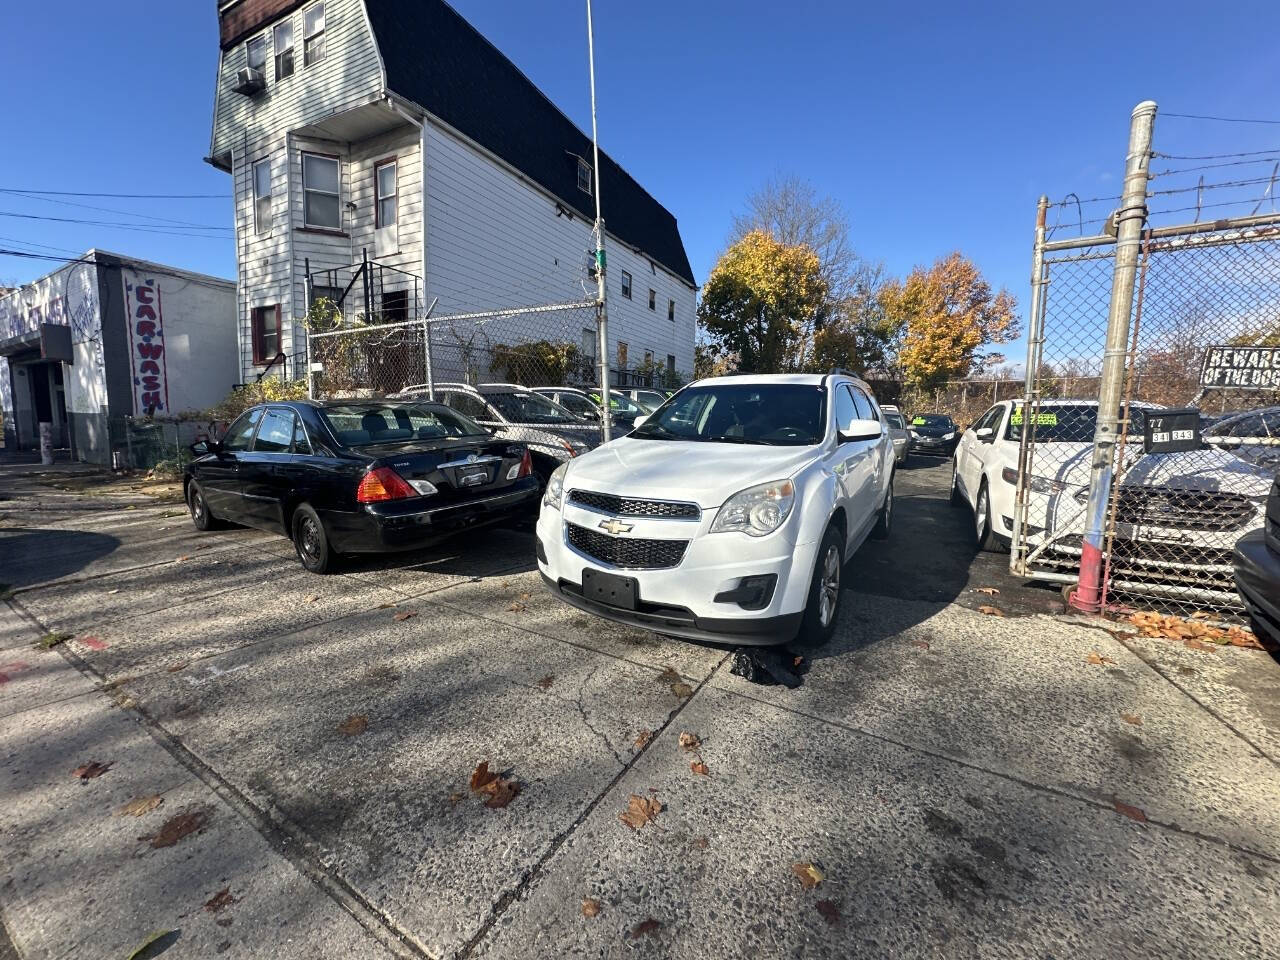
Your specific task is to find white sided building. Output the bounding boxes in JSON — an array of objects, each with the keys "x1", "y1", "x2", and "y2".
[
  {"x1": 0, "y1": 252, "x2": 238, "y2": 464},
  {"x1": 209, "y1": 0, "x2": 697, "y2": 388}
]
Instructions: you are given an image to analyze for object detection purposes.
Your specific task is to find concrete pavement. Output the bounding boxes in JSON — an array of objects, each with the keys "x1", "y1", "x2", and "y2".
[{"x1": 1, "y1": 456, "x2": 1277, "y2": 959}]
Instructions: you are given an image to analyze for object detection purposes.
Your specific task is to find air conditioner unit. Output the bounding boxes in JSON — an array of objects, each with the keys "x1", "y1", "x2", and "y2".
[{"x1": 233, "y1": 66, "x2": 265, "y2": 96}]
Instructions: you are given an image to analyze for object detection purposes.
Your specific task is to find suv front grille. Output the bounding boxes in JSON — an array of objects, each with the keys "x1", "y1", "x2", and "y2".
[
  {"x1": 566, "y1": 522, "x2": 688, "y2": 569},
  {"x1": 1113, "y1": 486, "x2": 1255, "y2": 532},
  {"x1": 568, "y1": 489, "x2": 700, "y2": 519}
]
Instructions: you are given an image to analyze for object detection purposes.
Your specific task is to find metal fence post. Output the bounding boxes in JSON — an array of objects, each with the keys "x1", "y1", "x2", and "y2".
[
  {"x1": 1011, "y1": 195, "x2": 1050, "y2": 576},
  {"x1": 1069, "y1": 100, "x2": 1156, "y2": 613}
]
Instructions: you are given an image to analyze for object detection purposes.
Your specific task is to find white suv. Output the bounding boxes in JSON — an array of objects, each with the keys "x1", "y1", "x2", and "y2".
[{"x1": 536, "y1": 373, "x2": 894, "y2": 646}]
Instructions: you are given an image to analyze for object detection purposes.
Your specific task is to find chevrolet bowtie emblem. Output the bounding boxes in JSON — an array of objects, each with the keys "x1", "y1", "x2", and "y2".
[{"x1": 598, "y1": 518, "x2": 634, "y2": 536}]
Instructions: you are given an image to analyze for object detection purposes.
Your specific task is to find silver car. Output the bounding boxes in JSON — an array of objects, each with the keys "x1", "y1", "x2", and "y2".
[{"x1": 881, "y1": 405, "x2": 910, "y2": 465}]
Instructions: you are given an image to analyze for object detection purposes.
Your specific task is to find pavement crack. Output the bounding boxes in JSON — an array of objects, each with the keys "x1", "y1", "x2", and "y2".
[{"x1": 571, "y1": 662, "x2": 625, "y2": 768}]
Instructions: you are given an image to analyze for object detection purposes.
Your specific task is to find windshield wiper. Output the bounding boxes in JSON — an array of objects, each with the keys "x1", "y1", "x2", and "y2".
[{"x1": 701, "y1": 435, "x2": 782, "y2": 446}]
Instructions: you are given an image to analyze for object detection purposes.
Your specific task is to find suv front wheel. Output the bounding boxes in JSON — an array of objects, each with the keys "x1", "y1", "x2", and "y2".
[{"x1": 796, "y1": 525, "x2": 844, "y2": 647}]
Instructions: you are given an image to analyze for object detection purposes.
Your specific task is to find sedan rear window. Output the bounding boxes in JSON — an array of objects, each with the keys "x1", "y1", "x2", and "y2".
[{"x1": 321, "y1": 403, "x2": 487, "y2": 447}]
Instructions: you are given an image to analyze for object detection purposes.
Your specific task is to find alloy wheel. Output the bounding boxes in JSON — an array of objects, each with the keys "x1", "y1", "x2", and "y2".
[
  {"x1": 818, "y1": 544, "x2": 841, "y2": 627},
  {"x1": 976, "y1": 487, "x2": 989, "y2": 537},
  {"x1": 191, "y1": 491, "x2": 206, "y2": 523}
]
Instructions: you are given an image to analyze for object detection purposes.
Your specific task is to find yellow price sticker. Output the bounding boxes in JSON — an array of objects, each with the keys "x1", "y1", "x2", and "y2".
[{"x1": 1010, "y1": 411, "x2": 1058, "y2": 427}]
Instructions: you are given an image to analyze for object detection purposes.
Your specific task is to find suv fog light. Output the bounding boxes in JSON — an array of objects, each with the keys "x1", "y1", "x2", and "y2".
[{"x1": 713, "y1": 574, "x2": 778, "y2": 611}]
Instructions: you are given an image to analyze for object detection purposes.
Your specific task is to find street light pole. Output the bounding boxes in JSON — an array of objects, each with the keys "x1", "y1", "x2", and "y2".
[{"x1": 586, "y1": 0, "x2": 612, "y2": 442}]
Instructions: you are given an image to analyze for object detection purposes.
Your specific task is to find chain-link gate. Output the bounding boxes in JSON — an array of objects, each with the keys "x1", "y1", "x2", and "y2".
[{"x1": 1013, "y1": 216, "x2": 1280, "y2": 613}]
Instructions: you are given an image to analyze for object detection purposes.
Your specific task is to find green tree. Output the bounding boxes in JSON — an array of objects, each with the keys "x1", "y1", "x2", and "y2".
[{"x1": 697, "y1": 230, "x2": 827, "y2": 373}]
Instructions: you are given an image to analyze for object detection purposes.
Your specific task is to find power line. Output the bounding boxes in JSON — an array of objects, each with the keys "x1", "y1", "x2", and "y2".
[
  {"x1": 1162, "y1": 112, "x2": 1280, "y2": 125},
  {"x1": 0, "y1": 249, "x2": 232, "y2": 289},
  {"x1": 0, "y1": 210, "x2": 231, "y2": 239},
  {"x1": 2, "y1": 190, "x2": 233, "y2": 231},
  {"x1": 1152, "y1": 156, "x2": 1280, "y2": 176},
  {"x1": 1147, "y1": 173, "x2": 1280, "y2": 198},
  {"x1": 0, "y1": 188, "x2": 228, "y2": 200},
  {"x1": 1154, "y1": 147, "x2": 1280, "y2": 161}
]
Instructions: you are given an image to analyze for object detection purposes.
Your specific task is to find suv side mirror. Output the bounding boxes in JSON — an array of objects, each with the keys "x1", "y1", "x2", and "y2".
[
  {"x1": 840, "y1": 418, "x2": 882, "y2": 443},
  {"x1": 632, "y1": 414, "x2": 649, "y2": 430},
  {"x1": 975, "y1": 427, "x2": 994, "y2": 443}
]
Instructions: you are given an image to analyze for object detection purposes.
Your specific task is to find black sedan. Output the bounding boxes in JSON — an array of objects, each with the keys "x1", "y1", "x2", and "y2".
[
  {"x1": 1234, "y1": 471, "x2": 1280, "y2": 648},
  {"x1": 907, "y1": 413, "x2": 961, "y2": 457},
  {"x1": 185, "y1": 400, "x2": 540, "y2": 573}
]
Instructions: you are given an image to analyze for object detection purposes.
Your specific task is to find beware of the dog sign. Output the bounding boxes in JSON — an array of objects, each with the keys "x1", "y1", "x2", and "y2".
[{"x1": 1199, "y1": 345, "x2": 1280, "y2": 390}]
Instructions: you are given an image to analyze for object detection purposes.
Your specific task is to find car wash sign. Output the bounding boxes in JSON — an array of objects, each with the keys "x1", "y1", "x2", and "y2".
[
  {"x1": 124, "y1": 276, "x2": 170, "y2": 415},
  {"x1": 1199, "y1": 345, "x2": 1280, "y2": 390}
]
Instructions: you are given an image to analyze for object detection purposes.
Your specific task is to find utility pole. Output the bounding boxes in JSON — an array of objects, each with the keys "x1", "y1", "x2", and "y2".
[
  {"x1": 586, "y1": 0, "x2": 612, "y2": 442},
  {"x1": 1070, "y1": 100, "x2": 1156, "y2": 613}
]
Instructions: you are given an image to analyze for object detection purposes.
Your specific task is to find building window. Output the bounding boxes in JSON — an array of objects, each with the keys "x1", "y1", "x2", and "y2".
[
  {"x1": 667, "y1": 354, "x2": 676, "y2": 375},
  {"x1": 274, "y1": 20, "x2": 294, "y2": 80},
  {"x1": 648, "y1": 289, "x2": 656, "y2": 311},
  {"x1": 303, "y1": 2, "x2": 326, "y2": 66},
  {"x1": 302, "y1": 153, "x2": 340, "y2": 230},
  {"x1": 643, "y1": 350, "x2": 654, "y2": 368},
  {"x1": 668, "y1": 298, "x2": 675, "y2": 322},
  {"x1": 252, "y1": 159, "x2": 272, "y2": 236},
  {"x1": 251, "y1": 305, "x2": 282, "y2": 364},
  {"x1": 381, "y1": 289, "x2": 408, "y2": 323},
  {"x1": 620, "y1": 270, "x2": 632, "y2": 300},
  {"x1": 310, "y1": 284, "x2": 341, "y2": 308},
  {"x1": 617, "y1": 342, "x2": 628, "y2": 368},
  {"x1": 577, "y1": 158, "x2": 592, "y2": 195},
  {"x1": 246, "y1": 34, "x2": 267, "y2": 75},
  {"x1": 375, "y1": 159, "x2": 397, "y2": 228}
]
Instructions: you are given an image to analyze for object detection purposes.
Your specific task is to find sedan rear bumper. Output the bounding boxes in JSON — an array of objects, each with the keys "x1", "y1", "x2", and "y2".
[
  {"x1": 909, "y1": 436, "x2": 957, "y2": 456},
  {"x1": 1233, "y1": 530, "x2": 1280, "y2": 645},
  {"x1": 324, "y1": 478, "x2": 539, "y2": 554}
]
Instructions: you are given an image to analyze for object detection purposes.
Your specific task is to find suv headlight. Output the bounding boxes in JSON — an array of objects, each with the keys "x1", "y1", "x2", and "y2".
[
  {"x1": 943, "y1": 431, "x2": 956, "y2": 440},
  {"x1": 710, "y1": 479, "x2": 795, "y2": 537},
  {"x1": 544, "y1": 462, "x2": 569, "y2": 510}
]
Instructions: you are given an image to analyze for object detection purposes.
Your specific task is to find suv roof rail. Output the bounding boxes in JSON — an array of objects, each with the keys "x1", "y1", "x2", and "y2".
[
  {"x1": 828, "y1": 367, "x2": 858, "y2": 378},
  {"x1": 433, "y1": 381, "x2": 479, "y2": 391}
]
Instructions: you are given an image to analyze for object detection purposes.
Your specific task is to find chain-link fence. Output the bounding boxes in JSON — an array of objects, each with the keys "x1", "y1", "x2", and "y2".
[
  {"x1": 107, "y1": 417, "x2": 213, "y2": 473},
  {"x1": 1013, "y1": 217, "x2": 1280, "y2": 614}
]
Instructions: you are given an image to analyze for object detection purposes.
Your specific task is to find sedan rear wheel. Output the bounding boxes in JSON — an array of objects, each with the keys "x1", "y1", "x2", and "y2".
[
  {"x1": 292, "y1": 504, "x2": 336, "y2": 574},
  {"x1": 950, "y1": 460, "x2": 965, "y2": 507},
  {"x1": 975, "y1": 480, "x2": 1001, "y2": 553}
]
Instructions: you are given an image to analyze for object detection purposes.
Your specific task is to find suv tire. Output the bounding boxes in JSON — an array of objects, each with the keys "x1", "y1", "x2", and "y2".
[
  {"x1": 871, "y1": 474, "x2": 893, "y2": 540},
  {"x1": 974, "y1": 479, "x2": 1001, "y2": 553},
  {"x1": 950, "y1": 459, "x2": 965, "y2": 506},
  {"x1": 797, "y1": 525, "x2": 844, "y2": 647}
]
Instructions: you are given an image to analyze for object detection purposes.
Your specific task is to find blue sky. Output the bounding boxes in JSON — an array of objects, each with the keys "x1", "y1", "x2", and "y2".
[{"x1": 2, "y1": 0, "x2": 1278, "y2": 365}]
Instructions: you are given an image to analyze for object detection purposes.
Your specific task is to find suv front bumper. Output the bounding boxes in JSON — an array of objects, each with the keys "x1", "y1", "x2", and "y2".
[{"x1": 536, "y1": 500, "x2": 819, "y2": 646}]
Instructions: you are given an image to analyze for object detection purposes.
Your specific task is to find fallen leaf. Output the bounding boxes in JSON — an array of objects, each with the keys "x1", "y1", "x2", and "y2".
[
  {"x1": 1113, "y1": 800, "x2": 1147, "y2": 824},
  {"x1": 393, "y1": 610, "x2": 418, "y2": 622},
  {"x1": 1183, "y1": 638, "x2": 1218, "y2": 653},
  {"x1": 470, "y1": 761, "x2": 499, "y2": 792},
  {"x1": 520, "y1": 592, "x2": 531, "y2": 601},
  {"x1": 535, "y1": 674, "x2": 555, "y2": 690},
  {"x1": 124, "y1": 930, "x2": 177, "y2": 960},
  {"x1": 976, "y1": 587, "x2": 1000, "y2": 597},
  {"x1": 72, "y1": 761, "x2": 112, "y2": 781},
  {"x1": 633, "y1": 729, "x2": 652, "y2": 749},
  {"x1": 480, "y1": 778, "x2": 521, "y2": 809},
  {"x1": 815, "y1": 899, "x2": 841, "y2": 925},
  {"x1": 337, "y1": 714, "x2": 369, "y2": 736},
  {"x1": 793, "y1": 655, "x2": 804, "y2": 668},
  {"x1": 176, "y1": 555, "x2": 190, "y2": 563},
  {"x1": 1190, "y1": 611, "x2": 1213, "y2": 620},
  {"x1": 977, "y1": 605, "x2": 1004, "y2": 618},
  {"x1": 1085, "y1": 651, "x2": 1116, "y2": 666},
  {"x1": 619, "y1": 793, "x2": 662, "y2": 830},
  {"x1": 792, "y1": 862, "x2": 825, "y2": 890},
  {"x1": 506, "y1": 602, "x2": 526, "y2": 613},
  {"x1": 37, "y1": 632, "x2": 72, "y2": 649},
  {"x1": 910, "y1": 639, "x2": 931, "y2": 650},
  {"x1": 377, "y1": 602, "x2": 397, "y2": 609},
  {"x1": 145, "y1": 808, "x2": 209, "y2": 848},
  {"x1": 670, "y1": 681, "x2": 693, "y2": 699},
  {"x1": 678, "y1": 731, "x2": 701, "y2": 752},
  {"x1": 1122, "y1": 714, "x2": 1143, "y2": 726},
  {"x1": 304, "y1": 594, "x2": 319, "y2": 603},
  {"x1": 690, "y1": 760, "x2": 709, "y2": 776},
  {"x1": 204, "y1": 886, "x2": 238, "y2": 913},
  {"x1": 630, "y1": 918, "x2": 662, "y2": 939},
  {"x1": 581, "y1": 898, "x2": 602, "y2": 918},
  {"x1": 657, "y1": 666, "x2": 681, "y2": 685},
  {"x1": 118, "y1": 794, "x2": 164, "y2": 817},
  {"x1": 116, "y1": 695, "x2": 138, "y2": 711}
]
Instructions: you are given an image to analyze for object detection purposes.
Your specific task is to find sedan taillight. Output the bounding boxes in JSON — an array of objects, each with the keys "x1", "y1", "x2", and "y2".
[
  {"x1": 357, "y1": 467, "x2": 417, "y2": 503},
  {"x1": 518, "y1": 449, "x2": 533, "y2": 478}
]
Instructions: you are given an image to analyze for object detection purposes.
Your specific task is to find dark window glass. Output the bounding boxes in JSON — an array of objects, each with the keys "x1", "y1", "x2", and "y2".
[
  {"x1": 621, "y1": 271, "x2": 632, "y2": 299},
  {"x1": 381, "y1": 289, "x2": 408, "y2": 323},
  {"x1": 303, "y1": 2, "x2": 326, "y2": 66},
  {"x1": 302, "y1": 153, "x2": 340, "y2": 229},
  {"x1": 321, "y1": 403, "x2": 486, "y2": 446},
  {"x1": 223, "y1": 408, "x2": 263, "y2": 451},
  {"x1": 274, "y1": 21, "x2": 294, "y2": 80},
  {"x1": 668, "y1": 299, "x2": 675, "y2": 322},
  {"x1": 252, "y1": 306, "x2": 280, "y2": 364},
  {"x1": 485, "y1": 391, "x2": 577, "y2": 424},
  {"x1": 443, "y1": 392, "x2": 491, "y2": 421},
  {"x1": 254, "y1": 409, "x2": 295, "y2": 453},
  {"x1": 246, "y1": 35, "x2": 267, "y2": 72},
  {"x1": 292, "y1": 415, "x2": 312, "y2": 454},
  {"x1": 1005, "y1": 404, "x2": 1139, "y2": 443},
  {"x1": 648, "y1": 289, "x2": 656, "y2": 310},
  {"x1": 834, "y1": 385, "x2": 857, "y2": 429},
  {"x1": 851, "y1": 387, "x2": 874, "y2": 421},
  {"x1": 631, "y1": 383, "x2": 826, "y2": 446}
]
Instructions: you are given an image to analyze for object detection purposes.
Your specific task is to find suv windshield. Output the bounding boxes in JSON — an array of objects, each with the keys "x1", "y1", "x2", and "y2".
[
  {"x1": 1005, "y1": 404, "x2": 1147, "y2": 443},
  {"x1": 629, "y1": 382, "x2": 826, "y2": 446},
  {"x1": 549, "y1": 392, "x2": 596, "y2": 417},
  {"x1": 322, "y1": 403, "x2": 486, "y2": 446},
  {"x1": 485, "y1": 391, "x2": 579, "y2": 424}
]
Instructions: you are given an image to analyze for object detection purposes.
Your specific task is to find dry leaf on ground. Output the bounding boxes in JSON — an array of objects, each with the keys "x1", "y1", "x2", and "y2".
[
  {"x1": 815, "y1": 900, "x2": 841, "y2": 924},
  {"x1": 468, "y1": 761, "x2": 521, "y2": 809},
  {"x1": 910, "y1": 639, "x2": 931, "y2": 650},
  {"x1": 1122, "y1": 714, "x2": 1143, "y2": 726},
  {"x1": 633, "y1": 730, "x2": 652, "y2": 749},
  {"x1": 144, "y1": 808, "x2": 209, "y2": 848},
  {"x1": 204, "y1": 887, "x2": 238, "y2": 913},
  {"x1": 658, "y1": 666, "x2": 681, "y2": 684},
  {"x1": 976, "y1": 604, "x2": 1004, "y2": 617},
  {"x1": 337, "y1": 714, "x2": 369, "y2": 736},
  {"x1": 72, "y1": 761, "x2": 111, "y2": 781},
  {"x1": 690, "y1": 760, "x2": 710, "y2": 776},
  {"x1": 470, "y1": 761, "x2": 498, "y2": 791},
  {"x1": 976, "y1": 587, "x2": 1000, "y2": 597},
  {"x1": 630, "y1": 919, "x2": 662, "y2": 939},
  {"x1": 304, "y1": 594, "x2": 319, "y2": 603},
  {"x1": 792, "y1": 862, "x2": 825, "y2": 889},
  {"x1": 1085, "y1": 651, "x2": 1116, "y2": 666},
  {"x1": 678, "y1": 731, "x2": 701, "y2": 752},
  {"x1": 619, "y1": 793, "x2": 662, "y2": 830},
  {"x1": 581, "y1": 898, "x2": 602, "y2": 918},
  {"x1": 1183, "y1": 639, "x2": 1217, "y2": 652},
  {"x1": 118, "y1": 794, "x2": 164, "y2": 817},
  {"x1": 793, "y1": 655, "x2": 804, "y2": 668},
  {"x1": 1114, "y1": 800, "x2": 1147, "y2": 824},
  {"x1": 671, "y1": 681, "x2": 693, "y2": 698},
  {"x1": 393, "y1": 610, "x2": 418, "y2": 622},
  {"x1": 535, "y1": 674, "x2": 555, "y2": 690},
  {"x1": 506, "y1": 602, "x2": 526, "y2": 613}
]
